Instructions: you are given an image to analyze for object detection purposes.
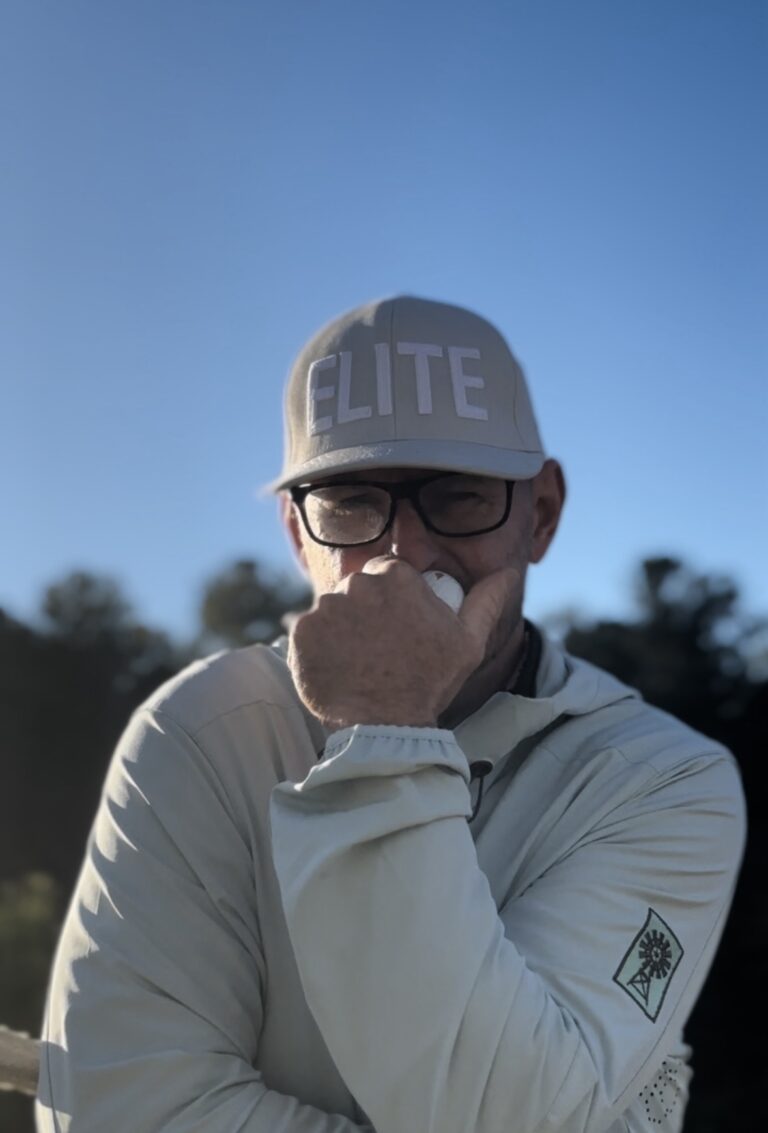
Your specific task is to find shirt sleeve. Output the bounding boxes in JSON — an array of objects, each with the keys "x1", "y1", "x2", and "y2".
[
  {"x1": 269, "y1": 724, "x2": 746, "y2": 1133},
  {"x1": 36, "y1": 707, "x2": 370, "y2": 1133}
]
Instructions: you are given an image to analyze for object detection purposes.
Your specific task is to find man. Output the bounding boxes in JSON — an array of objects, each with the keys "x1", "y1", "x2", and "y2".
[{"x1": 37, "y1": 297, "x2": 745, "y2": 1133}]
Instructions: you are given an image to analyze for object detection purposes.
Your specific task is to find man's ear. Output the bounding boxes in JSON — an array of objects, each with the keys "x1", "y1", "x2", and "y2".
[
  {"x1": 280, "y1": 494, "x2": 309, "y2": 571},
  {"x1": 529, "y1": 459, "x2": 566, "y2": 564}
]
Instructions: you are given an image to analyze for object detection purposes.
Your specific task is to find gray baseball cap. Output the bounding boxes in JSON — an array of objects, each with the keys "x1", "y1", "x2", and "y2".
[{"x1": 268, "y1": 295, "x2": 545, "y2": 492}]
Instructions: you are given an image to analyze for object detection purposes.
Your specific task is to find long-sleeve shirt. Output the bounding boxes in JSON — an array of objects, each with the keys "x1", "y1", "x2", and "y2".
[{"x1": 36, "y1": 630, "x2": 746, "y2": 1133}]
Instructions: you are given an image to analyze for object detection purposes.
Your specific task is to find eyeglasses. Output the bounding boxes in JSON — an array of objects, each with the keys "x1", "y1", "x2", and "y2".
[{"x1": 290, "y1": 472, "x2": 515, "y2": 547}]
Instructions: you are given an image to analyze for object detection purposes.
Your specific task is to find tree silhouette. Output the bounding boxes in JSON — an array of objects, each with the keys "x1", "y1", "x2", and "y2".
[
  {"x1": 563, "y1": 557, "x2": 762, "y2": 742},
  {"x1": 0, "y1": 574, "x2": 184, "y2": 891},
  {"x1": 42, "y1": 572, "x2": 132, "y2": 644},
  {"x1": 198, "y1": 558, "x2": 311, "y2": 651}
]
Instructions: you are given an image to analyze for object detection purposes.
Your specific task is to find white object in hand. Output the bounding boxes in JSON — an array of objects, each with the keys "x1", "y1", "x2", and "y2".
[{"x1": 422, "y1": 570, "x2": 464, "y2": 613}]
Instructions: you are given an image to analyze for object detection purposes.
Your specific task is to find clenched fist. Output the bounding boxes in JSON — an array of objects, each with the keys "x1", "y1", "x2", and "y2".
[{"x1": 287, "y1": 557, "x2": 520, "y2": 730}]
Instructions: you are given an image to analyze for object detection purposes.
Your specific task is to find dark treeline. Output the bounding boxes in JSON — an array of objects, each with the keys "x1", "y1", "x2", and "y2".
[{"x1": 1, "y1": 556, "x2": 765, "y2": 1132}]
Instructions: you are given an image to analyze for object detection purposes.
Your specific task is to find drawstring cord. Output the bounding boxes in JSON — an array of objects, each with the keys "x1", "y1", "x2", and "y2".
[{"x1": 468, "y1": 760, "x2": 493, "y2": 823}]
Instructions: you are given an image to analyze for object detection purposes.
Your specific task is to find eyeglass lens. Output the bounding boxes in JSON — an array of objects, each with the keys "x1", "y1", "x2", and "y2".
[{"x1": 301, "y1": 475, "x2": 510, "y2": 545}]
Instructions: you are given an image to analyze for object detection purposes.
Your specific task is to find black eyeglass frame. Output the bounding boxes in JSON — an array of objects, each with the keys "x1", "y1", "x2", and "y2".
[{"x1": 289, "y1": 472, "x2": 516, "y2": 548}]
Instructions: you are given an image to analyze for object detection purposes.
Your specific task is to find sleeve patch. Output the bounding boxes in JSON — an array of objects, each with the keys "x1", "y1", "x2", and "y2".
[{"x1": 612, "y1": 908, "x2": 684, "y2": 1022}]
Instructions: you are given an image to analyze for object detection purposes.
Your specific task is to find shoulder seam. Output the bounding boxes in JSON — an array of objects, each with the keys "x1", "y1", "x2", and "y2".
[
  {"x1": 537, "y1": 737, "x2": 732, "y2": 776},
  {"x1": 144, "y1": 696, "x2": 310, "y2": 743}
]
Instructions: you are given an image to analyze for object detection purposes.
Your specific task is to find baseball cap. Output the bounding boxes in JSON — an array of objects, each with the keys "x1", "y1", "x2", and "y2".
[{"x1": 268, "y1": 295, "x2": 545, "y2": 492}]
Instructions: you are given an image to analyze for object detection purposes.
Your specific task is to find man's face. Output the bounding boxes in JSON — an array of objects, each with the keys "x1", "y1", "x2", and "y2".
[
  {"x1": 289, "y1": 464, "x2": 530, "y2": 584},
  {"x1": 284, "y1": 461, "x2": 565, "y2": 712}
]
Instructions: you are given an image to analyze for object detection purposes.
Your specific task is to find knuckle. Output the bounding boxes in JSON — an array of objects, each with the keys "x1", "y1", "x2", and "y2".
[
  {"x1": 290, "y1": 608, "x2": 310, "y2": 632},
  {"x1": 316, "y1": 589, "x2": 342, "y2": 608},
  {"x1": 387, "y1": 559, "x2": 412, "y2": 577},
  {"x1": 346, "y1": 572, "x2": 371, "y2": 592}
]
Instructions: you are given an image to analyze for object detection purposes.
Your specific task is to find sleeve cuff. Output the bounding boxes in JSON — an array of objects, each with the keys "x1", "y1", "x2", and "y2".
[
  {"x1": 324, "y1": 722, "x2": 455, "y2": 752},
  {"x1": 299, "y1": 724, "x2": 471, "y2": 791}
]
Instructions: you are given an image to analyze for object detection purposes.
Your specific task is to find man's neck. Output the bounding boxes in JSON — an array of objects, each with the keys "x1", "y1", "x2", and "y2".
[{"x1": 438, "y1": 619, "x2": 529, "y2": 730}]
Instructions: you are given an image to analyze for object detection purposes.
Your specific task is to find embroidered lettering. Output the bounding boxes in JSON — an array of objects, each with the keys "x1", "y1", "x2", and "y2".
[
  {"x1": 396, "y1": 342, "x2": 443, "y2": 414},
  {"x1": 374, "y1": 342, "x2": 393, "y2": 416},
  {"x1": 448, "y1": 346, "x2": 488, "y2": 420},
  {"x1": 337, "y1": 352, "x2": 372, "y2": 424},
  {"x1": 307, "y1": 356, "x2": 336, "y2": 434},
  {"x1": 304, "y1": 342, "x2": 490, "y2": 430}
]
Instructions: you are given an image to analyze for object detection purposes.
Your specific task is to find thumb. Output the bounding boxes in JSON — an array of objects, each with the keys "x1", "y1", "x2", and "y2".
[{"x1": 459, "y1": 567, "x2": 520, "y2": 652}]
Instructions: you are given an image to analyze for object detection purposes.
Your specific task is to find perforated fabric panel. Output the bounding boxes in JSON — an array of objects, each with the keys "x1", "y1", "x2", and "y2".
[{"x1": 636, "y1": 1058, "x2": 689, "y2": 1128}]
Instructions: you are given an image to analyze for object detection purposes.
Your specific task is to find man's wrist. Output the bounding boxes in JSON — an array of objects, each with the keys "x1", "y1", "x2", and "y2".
[{"x1": 329, "y1": 714, "x2": 439, "y2": 732}]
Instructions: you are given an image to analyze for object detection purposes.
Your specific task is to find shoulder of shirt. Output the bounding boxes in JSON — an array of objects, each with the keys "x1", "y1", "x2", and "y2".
[
  {"x1": 136, "y1": 641, "x2": 301, "y2": 739},
  {"x1": 532, "y1": 631, "x2": 743, "y2": 788}
]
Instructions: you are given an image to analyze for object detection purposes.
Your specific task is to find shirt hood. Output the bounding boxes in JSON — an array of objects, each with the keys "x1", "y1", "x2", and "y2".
[{"x1": 454, "y1": 631, "x2": 641, "y2": 781}]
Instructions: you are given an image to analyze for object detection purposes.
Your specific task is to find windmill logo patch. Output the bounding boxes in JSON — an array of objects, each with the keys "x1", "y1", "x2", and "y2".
[{"x1": 613, "y1": 909, "x2": 683, "y2": 1022}]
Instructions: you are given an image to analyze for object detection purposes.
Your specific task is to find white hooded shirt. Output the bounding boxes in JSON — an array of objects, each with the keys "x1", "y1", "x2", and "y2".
[{"x1": 36, "y1": 631, "x2": 746, "y2": 1133}]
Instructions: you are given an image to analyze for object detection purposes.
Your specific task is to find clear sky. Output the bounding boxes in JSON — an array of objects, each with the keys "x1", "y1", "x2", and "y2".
[{"x1": 3, "y1": 0, "x2": 766, "y2": 641}]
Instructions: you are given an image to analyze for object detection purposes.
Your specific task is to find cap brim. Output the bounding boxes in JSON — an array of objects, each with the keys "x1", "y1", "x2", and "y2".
[{"x1": 264, "y1": 439, "x2": 546, "y2": 494}]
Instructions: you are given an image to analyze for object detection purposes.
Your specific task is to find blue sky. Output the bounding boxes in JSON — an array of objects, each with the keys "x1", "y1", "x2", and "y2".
[{"x1": 3, "y1": 0, "x2": 766, "y2": 642}]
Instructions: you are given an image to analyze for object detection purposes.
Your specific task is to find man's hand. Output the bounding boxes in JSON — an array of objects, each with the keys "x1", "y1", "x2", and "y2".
[{"x1": 287, "y1": 558, "x2": 519, "y2": 730}]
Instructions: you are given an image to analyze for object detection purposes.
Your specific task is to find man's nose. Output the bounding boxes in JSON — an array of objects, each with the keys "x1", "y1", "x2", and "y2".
[{"x1": 384, "y1": 501, "x2": 441, "y2": 572}]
